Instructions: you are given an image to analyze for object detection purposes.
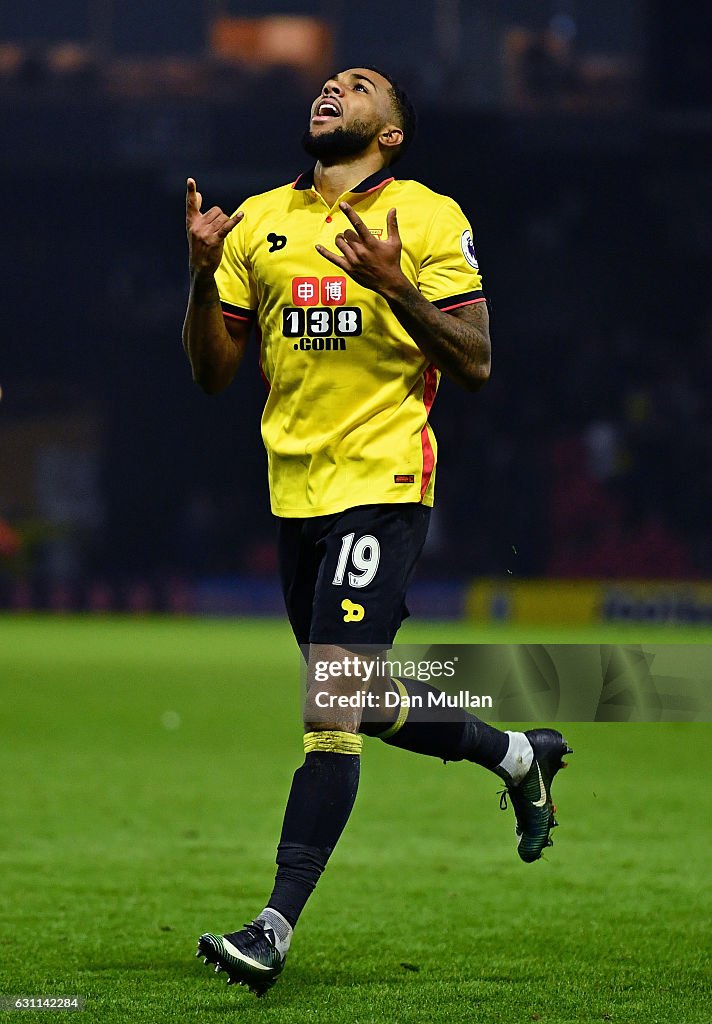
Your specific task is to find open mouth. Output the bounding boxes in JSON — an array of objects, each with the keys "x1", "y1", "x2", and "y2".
[{"x1": 312, "y1": 99, "x2": 342, "y2": 124}]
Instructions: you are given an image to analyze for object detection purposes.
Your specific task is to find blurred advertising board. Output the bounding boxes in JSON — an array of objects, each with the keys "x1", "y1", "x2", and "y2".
[{"x1": 466, "y1": 579, "x2": 712, "y2": 626}]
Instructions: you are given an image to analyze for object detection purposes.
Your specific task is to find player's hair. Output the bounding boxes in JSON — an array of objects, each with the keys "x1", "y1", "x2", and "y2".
[{"x1": 362, "y1": 66, "x2": 417, "y2": 164}]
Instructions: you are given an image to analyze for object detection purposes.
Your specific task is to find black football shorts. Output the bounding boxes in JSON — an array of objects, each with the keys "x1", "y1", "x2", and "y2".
[{"x1": 278, "y1": 503, "x2": 431, "y2": 649}]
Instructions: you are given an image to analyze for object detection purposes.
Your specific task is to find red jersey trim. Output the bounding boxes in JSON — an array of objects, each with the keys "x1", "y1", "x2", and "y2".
[
  {"x1": 432, "y1": 289, "x2": 485, "y2": 312},
  {"x1": 440, "y1": 297, "x2": 487, "y2": 312},
  {"x1": 359, "y1": 176, "x2": 395, "y2": 195},
  {"x1": 420, "y1": 364, "x2": 438, "y2": 500},
  {"x1": 256, "y1": 326, "x2": 270, "y2": 392},
  {"x1": 220, "y1": 299, "x2": 255, "y2": 321}
]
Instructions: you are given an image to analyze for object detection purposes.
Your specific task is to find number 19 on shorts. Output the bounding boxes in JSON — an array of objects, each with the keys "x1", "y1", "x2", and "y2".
[{"x1": 332, "y1": 533, "x2": 381, "y2": 589}]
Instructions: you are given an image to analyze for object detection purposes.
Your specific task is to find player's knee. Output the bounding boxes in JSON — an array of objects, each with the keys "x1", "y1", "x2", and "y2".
[
  {"x1": 303, "y1": 681, "x2": 362, "y2": 733},
  {"x1": 303, "y1": 718, "x2": 341, "y2": 733}
]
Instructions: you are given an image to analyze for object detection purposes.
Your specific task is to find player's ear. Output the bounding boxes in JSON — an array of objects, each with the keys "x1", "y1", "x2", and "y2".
[{"x1": 379, "y1": 124, "x2": 404, "y2": 153}]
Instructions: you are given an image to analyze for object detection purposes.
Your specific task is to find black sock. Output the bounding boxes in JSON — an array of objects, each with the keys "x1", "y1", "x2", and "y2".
[
  {"x1": 267, "y1": 748, "x2": 360, "y2": 928},
  {"x1": 375, "y1": 677, "x2": 508, "y2": 769}
]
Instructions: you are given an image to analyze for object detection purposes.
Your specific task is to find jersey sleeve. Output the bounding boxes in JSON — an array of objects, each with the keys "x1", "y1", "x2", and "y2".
[
  {"x1": 417, "y1": 198, "x2": 485, "y2": 311},
  {"x1": 213, "y1": 212, "x2": 257, "y2": 321}
]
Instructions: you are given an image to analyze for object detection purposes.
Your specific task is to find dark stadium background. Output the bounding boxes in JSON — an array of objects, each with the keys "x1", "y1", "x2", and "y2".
[
  {"x1": 3, "y1": 13, "x2": 710, "y2": 1023},
  {"x1": 1, "y1": 0, "x2": 711, "y2": 616}
]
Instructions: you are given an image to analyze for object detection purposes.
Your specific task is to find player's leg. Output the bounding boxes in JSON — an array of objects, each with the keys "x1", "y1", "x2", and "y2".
[
  {"x1": 196, "y1": 516, "x2": 321, "y2": 994},
  {"x1": 263, "y1": 640, "x2": 365, "y2": 934},
  {"x1": 197, "y1": 635, "x2": 369, "y2": 994},
  {"x1": 197, "y1": 511, "x2": 394, "y2": 993},
  {"x1": 366, "y1": 678, "x2": 572, "y2": 862}
]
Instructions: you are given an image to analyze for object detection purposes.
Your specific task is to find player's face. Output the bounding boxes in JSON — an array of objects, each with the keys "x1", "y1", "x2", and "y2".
[{"x1": 302, "y1": 68, "x2": 397, "y2": 163}]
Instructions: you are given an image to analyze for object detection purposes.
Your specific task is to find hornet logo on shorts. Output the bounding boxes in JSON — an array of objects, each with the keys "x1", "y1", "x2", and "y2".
[
  {"x1": 341, "y1": 599, "x2": 365, "y2": 622},
  {"x1": 461, "y1": 229, "x2": 479, "y2": 270}
]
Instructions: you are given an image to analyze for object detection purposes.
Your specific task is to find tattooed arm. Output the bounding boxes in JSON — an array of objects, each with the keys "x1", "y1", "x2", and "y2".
[
  {"x1": 316, "y1": 201, "x2": 491, "y2": 391},
  {"x1": 381, "y1": 285, "x2": 490, "y2": 391}
]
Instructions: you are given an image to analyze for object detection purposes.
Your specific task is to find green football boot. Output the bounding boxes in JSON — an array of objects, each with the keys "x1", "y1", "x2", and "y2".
[
  {"x1": 196, "y1": 920, "x2": 285, "y2": 996},
  {"x1": 500, "y1": 729, "x2": 573, "y2": 863}
]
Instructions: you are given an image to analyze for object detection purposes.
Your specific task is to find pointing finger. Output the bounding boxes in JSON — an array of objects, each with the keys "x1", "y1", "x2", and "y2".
[
  {"x1": 186, "y1": 178, "x2": 202, "y2": 214},
  {"x1": 387, "y1": 208, "x2": 400, "y2": 242},
  {"x1": 339, "y1": 201, "x2": 371, "y2": 242},
  {"x1": 315, "y1": 244, "x2": 350, "y2": 273}
]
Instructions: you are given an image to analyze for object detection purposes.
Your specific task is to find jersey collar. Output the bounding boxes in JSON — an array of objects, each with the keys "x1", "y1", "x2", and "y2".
[{"x1": 292, "y1": 165, "x2": 395, "y2": 195}]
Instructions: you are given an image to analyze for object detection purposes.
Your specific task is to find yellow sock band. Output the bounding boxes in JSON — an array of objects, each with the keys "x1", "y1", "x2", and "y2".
[
  {"x1": 376, "y1": 678, "x2": 409, "y2": 741},
  {"x1": 303, "y1": 730, "x2": 363, "y2": 755}
]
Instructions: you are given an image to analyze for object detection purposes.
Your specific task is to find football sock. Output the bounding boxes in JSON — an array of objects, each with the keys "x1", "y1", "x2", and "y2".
[
  {"x1": 257, "y1": 907, "x2": 293, "y2": 957},
  {"x1": 266, "y1": 731, "x2": 361, "y2": 928},
  {"x1": 496, "y1": 730, "x2": 534, "y2": 784},
  {"x1": 374, "y1": 677, "x2": 510, "y2": 770}
]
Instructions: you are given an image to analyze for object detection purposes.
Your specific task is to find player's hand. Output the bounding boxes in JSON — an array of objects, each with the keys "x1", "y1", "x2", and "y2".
[
  {"x1": 186, "y1": 178, "x2": 243, "y2": 274},
  {"x1": 316, "y1": 203, "x2": 409, "y2": 299}
]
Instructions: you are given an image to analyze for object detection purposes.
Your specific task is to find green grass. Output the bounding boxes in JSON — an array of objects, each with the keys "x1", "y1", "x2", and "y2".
[{"x1": 0, "y1": 616, "x2": 710, "y2": 1023}]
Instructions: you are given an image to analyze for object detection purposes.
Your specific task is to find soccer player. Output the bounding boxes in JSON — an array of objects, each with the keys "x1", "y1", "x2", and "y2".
[{"x1": 183, "y1": 66, "x2": 572, "y2": 996}]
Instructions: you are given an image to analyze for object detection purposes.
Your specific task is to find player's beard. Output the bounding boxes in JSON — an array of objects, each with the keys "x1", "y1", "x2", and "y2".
[{"x1": 301, "y1": 119, "x2": 380, "y2": 164}]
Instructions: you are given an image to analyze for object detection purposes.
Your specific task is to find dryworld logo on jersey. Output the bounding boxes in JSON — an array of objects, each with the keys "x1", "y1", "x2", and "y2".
[{"x1": 267, "y1": 232, "x2": 287, "y2": 252}]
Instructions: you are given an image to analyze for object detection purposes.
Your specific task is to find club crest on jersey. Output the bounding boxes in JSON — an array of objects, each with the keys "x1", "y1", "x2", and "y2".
[
  {"x1": 461, "y1": 229, "x2": 479, "y2": 270},
  {"x1": 369, "y1": 228, "x2": 383, "y2": 238}
]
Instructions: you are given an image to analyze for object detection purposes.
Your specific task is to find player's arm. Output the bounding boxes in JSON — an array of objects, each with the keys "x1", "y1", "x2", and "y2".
[
  {"x1": 381, "y1": 280, "x2": 490, "y2": 392},
  {"x1": 316, "y1": 203, "x2": 491, "y2": 392},
  {"x1": 182, "y1": 178, "x2": 250, "y2": 395}
]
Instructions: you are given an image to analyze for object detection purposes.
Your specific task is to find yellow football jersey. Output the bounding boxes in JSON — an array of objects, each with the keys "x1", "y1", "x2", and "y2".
[{"x1": 214, "y1": 166, "x2": 485, "y2": 518}]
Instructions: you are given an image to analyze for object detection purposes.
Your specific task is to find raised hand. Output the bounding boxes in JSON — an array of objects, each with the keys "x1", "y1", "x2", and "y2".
[
  {"x1": 316, "y1": 203, "x2": 408, "y2": 299},
  {"x1": 186, "y1": 178, "x2": 243, "y2": 274}
]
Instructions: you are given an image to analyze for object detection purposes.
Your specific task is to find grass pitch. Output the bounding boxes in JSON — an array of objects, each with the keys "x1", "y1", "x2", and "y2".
[{"x1": 0, "y1": 616, "x2": 709, "y2": 1024}]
